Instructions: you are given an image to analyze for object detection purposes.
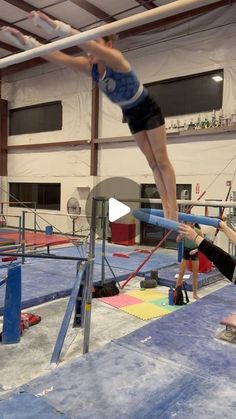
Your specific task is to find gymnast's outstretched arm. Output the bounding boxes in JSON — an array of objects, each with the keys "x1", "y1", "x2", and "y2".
[
  {"x1": 0, "y1": 25, "x2": 91, "y2": 74},
  {"x1": 28, "y1": 11, "x2": 130, "y2": 72}
]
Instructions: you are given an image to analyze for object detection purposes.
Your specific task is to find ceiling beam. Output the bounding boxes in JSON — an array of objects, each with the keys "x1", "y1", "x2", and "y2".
[
  {"x1": 0, "y1": 41, "x2": 19, "y2": 53},
  {"x1": 69, "y1": 0, "x2": 116, "y2": 23},
  {"x1": 3, "y1": 0, "x2": 37, "y2": 13},
  {"x1": 134, "y1": 0, "x2": 157, "y2": 10},
  {"x1": 120, "y1": 0, "x2": 236, "y2": 38},
  {"x1": 4, "y1": 0, "x2": 60, "y2": 20}
]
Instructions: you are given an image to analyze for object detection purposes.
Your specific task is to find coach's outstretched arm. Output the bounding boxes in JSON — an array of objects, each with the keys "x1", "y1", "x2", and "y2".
[{"x1": 178, "y1": 224, "x2": 236, "y2": 283}]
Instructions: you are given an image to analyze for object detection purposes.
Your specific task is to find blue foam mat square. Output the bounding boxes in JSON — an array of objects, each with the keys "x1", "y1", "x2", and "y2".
[
  {"x1": 2, "y1": 286, "x2": 236, "y2": 418},
  {"x1": 0, "y1": 392, "x2": 69, "y2": 418},
  {"x1": 117, "y1": 284, "x2": 236, "y2": 382},
  {"x1": 10, "y1": 339, "x2": 236, "y2": 419},
  {"x1": 153, "y1": 263, "x2": 223, "y2": 291}
]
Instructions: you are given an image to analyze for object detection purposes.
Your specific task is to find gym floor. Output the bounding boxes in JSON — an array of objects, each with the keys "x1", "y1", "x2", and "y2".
[{"x1": 0, "y1": 241, "x2": 234, "y2": 418}]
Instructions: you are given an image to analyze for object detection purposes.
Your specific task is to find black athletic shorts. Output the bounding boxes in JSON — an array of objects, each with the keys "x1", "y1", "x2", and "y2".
[
  {"x1": 183, "y1": 247, "x2": 199, "y2": 261},
  {"x1": 122, "y1": 94, "x2": 165, "y2": 135}
]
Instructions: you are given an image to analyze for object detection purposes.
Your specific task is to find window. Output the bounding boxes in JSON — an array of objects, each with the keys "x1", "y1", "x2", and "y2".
[
  {"x1": 146, "y1": 70, "x2": 224, "y2": 117},
  {"x1": 9, "y1": 101, "x2": 62, "y2": 135},
  {"x1": 9, "y1": 183, "x2": 61, "y2": 210}
]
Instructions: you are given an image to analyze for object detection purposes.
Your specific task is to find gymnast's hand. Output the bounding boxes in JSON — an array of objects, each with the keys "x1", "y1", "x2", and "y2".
[
  {"x1": 219, "y1": 220, "x2": 228, "y2": 231},
  {"x1": 0, "y1": 26, "x2": 27, "y2": 48},
  {"x1": 178, "y1": 224, "x2": 196, "y2": 241},
  {"x1": 29, "y1": 10, "x2": 73, "y2": 37},
  {"x1": 29, "y1": 11, "x2": 57, "y2": 30}
]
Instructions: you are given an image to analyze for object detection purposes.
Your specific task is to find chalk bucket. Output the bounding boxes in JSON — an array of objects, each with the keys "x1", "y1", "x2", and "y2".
[{"x1": 45, "y1": 225, "x2": 53, "y2": 235}]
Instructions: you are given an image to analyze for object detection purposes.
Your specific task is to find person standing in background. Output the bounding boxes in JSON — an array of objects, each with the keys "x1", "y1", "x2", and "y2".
[{"x1": 176, "y1": 223, "x2": 203, "y2": 299}]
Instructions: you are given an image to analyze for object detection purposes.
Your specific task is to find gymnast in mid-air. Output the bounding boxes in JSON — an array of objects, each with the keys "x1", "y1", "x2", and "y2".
[{"x1": 1, "y1": 10, "x2": 177, "y2": 221}]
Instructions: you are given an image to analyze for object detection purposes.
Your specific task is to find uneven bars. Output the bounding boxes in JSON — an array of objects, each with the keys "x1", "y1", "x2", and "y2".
[{"x1": 0, "y1": 0, "x2": 221, "y2": 69}]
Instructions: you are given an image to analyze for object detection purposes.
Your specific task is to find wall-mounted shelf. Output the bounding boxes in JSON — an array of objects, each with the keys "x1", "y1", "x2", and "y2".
[{"x1": 167, "y1": 125, "x2": 236, "y2": 138}]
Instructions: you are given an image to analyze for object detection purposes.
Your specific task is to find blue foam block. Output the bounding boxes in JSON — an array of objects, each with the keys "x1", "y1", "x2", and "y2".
[
  {"x1": 133, "y1": 210, "x2": 180, "y2": 231},
  {"x1": 2, "y1": 265, "x2": 21, "y2": 343},
  {"x1": 141, "y1": 208, "x2": 220, "y2": 228}
]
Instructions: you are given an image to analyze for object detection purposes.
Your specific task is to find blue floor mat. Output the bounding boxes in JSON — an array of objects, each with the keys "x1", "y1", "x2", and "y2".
[
  {"x1": 3, "y1": 285, "x2": 236, "y2": 418},
  {"x1": 150, "y1": 263, "x2": 224, "y2": 291},
  {"x1": 53, "y1": 243, "x2": 177, "y2": 274},
  {"x1": 14, "y1": 342, "x2": 236, "y2": 419},
  {"x1": 0, "y1": 243, "x2": 222, "y2": 313},
  {"x1": 117, "y1": 284, "x2": 236, "y2": 382},
  {"x1": 0, "y1": 258, "x2": 129, "y2": 315},
  {"x1": 0, "y1": 392, "x2": 70, "y2": 418}
]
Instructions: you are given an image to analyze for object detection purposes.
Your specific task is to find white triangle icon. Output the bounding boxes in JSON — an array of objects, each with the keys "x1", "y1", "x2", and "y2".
[{"x1": 108, "y1": 198, "x2": 130, "y2": 222}]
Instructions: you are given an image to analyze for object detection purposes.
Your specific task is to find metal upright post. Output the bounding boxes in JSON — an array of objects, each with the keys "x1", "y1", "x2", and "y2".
[
  {"x1": 72, "y1": 218, "x2": 75, "y2": 236},
  {"x1": 21, "y1": 211, "x2": 26, "y2": 264},
  {"x1": 83, "y1": 196, "x2": 97, "y2": 354},
  {"x1": 50, "y1": 261, "x2": 88, "y2": 365},
  {"x1": 18, "y1": 215, "x2": 22, "y2": 244},
  {"x1": 101, "y1": 199, "x2": 107, "y2": 285},
  {"x1": 33, "y1": 202, "x2": 37, "y2": 234}
]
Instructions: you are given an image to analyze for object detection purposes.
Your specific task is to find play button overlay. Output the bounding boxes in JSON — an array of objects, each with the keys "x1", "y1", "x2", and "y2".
[
  {"x1": 108, "y1": 198, "x2": 130, "y2": 222},
  {"x1": 85, "y1": 177, "x2": 140, "y2": 238}
]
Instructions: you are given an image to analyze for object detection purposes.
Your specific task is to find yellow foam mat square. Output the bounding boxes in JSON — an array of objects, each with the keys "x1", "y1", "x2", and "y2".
[
  {"x1": 127, "y1": 289, "x2": 165, "y2": 302},
  {"x1": 121, "y1": 302, "x2": 170, "y2": 320}
]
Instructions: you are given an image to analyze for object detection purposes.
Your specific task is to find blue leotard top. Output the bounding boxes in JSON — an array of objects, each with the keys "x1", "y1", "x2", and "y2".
[{"x1": 91, "y1": 64, "x2": 148, "y2": 109}]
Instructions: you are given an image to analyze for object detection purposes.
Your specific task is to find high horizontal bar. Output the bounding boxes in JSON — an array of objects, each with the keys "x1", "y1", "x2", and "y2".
[
  {"x1": 94, "y1": 196, "x2": 236, "y2": 208},
  {"x1": 117, "y1": 198, "x2": 236, "y2": 208},
  {"x1": 0, "y1": 0, "x2": 220, "y2": 68}
]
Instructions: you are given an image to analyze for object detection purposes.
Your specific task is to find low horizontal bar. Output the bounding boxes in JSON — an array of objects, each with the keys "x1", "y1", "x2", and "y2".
[
  {"x1": 0, "y1": 215, "x2": 21, "y2": 218},
  {"x1": 0, "y1": 252, "x2": 87, "y2": 261},
  {"x1": 133, "y1": 210, "x2": 180, "y2": 231},
  {"x1": 22, "y1": 211, "x2": 88, "y2": 217},
  {"x1": 22, "y1": 211, "x2": 105, "y2": 219},
  {"x1": 0, "y1": 244, "x2": 21, "y2": 251},
  {"x1": 140, "y1": 209, "x2": 220, "y2": 228},
  {"x1": 0, "y1": 201, "x2": 34, "y2": 204}
]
